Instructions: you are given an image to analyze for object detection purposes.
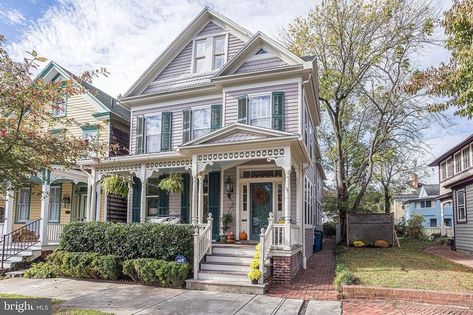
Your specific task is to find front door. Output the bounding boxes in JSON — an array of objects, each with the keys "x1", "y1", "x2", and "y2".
[{"x1": 250, "y1": 183, "x2": 273, "y2": 241}]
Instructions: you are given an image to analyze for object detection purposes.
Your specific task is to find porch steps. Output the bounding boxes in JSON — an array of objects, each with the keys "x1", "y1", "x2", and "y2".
[
  {"x1": 186, "y1": 244, "x2": 268, "y2": 294},
  {"x1": 1, "y1": 245, "x2": 42, "y2": 270}
]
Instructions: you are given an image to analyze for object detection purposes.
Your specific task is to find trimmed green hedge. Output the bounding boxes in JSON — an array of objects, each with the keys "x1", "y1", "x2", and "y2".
[
  {"x1": 122, "y1": 258, "x2": 191, "y2": 287},
  {"x1": 60, "y1": 222, "x2": 194, "y2": 261},
  {"x1": 47, "y1": 251, "x2": 122, "y2": 280}
]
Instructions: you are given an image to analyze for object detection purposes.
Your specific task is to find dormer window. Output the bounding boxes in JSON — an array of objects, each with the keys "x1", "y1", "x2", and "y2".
[{"x1": 193, "y1": 34, "x2": 227, "y2": 73}]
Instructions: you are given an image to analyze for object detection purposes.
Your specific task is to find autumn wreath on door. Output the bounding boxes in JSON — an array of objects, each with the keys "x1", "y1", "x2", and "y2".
[{"x1": 252, "y1": 186, "x2": 270, "y2": 205}]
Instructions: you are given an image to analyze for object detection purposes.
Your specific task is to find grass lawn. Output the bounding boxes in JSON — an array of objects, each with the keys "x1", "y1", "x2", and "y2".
[
  {"x1": 0, "y1": 293, "x2": 111, "y2": 315},
  {"x1": 337, "y1": 240, "x2": 473, "y2": 292}
]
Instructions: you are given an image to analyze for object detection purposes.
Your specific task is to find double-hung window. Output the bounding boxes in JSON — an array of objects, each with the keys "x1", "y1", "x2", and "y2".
[
  {"x1": 145, "y1": 114, "x2": 162, "y2": 153},
  {"x1": 446, "y1": 157, "x2": 454, "y2": 178},
  {"x1": 49, "y1": 186, "x2": 61, "y2": 223},
  {"x1": 440, "y1": 161, "x2": 447, "y2": 181},
  {"x1": 52, "y1": 95, "x2": 66, "y2": 117},
  {"x1": 192, "y1": 107, "x2": 211, "y2": 139},
  {"x1": 146, "y1": 177, "x2": 169, "y2": 218},
  {"x1": 455, "y1": 152, "x2": 462, "y2": 174},
  {"x1": 194, "y1": 39, "x2": 207, "y2": 73},
  {"x1": 420, "y1": 200, "x2": 432, "y2": 208},
  {"x1": 193, "y1": 35, "x2": 227, "y2": 73},
  {"x1": 249, "y1": 94, "x2": 271, "y2": 128},
  {"x1": 82, "y1": 127, "x2": 98, "y2": 158},
  {"x1": 213, "y1": 36, "x2": 225, "y2": 70},
  {"x1": 463, "y1": 146, "x2": 471, "y2": 170},
  {"x1": 16, "y1": 187, "x2": 30, "y2": 223},
  {"x1": 456, "y1": 189, "x2": 466, "y2": 222}
]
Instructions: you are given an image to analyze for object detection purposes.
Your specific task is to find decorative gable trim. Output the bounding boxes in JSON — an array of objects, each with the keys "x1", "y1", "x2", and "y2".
[
  {"x1": 123, "y1": 7, "x2": 253, "y2": 98},
  {"x1": 179, "y1": 123, "x2": 294, "y2": 147},
  {"x1": 214, "y1": 32, "x2": 304, "y2": 77}
]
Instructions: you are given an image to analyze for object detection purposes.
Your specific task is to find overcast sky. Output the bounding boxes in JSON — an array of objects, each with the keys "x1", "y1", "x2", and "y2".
[{"x1": 0, "y1": 0, "x2": 471, "y2": 182}]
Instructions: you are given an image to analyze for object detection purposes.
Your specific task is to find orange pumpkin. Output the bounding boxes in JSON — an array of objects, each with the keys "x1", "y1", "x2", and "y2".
[{"x1": 239, "y1": 231, "x2": 248, "y2": 240}]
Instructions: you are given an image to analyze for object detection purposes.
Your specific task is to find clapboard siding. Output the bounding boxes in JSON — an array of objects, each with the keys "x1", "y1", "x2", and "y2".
[
  {"x1": 154, "y1": 42, "x2": 193, "y2": 82},
  {"x1": 197, "y1": 21, "x2": 224, "y2": 37},
  {"x1": 131, "y1": 98, "x2": 221, "y2": 153},
  {"x1": 228, "y1": 34, "x2": 245, "y2": 59},
  {"x1": 169, "y1": 191, "x2": 182, "y2": 217},
  {"x1": 225, "y1": 82, "x2": 300, "y2": 134},
  {"x1": 455, "y1": 184, "x2": 473, "y2": 252},
  {"x1": 305, "y1": 226, "x2": 314, "y2": 258},
  {"x1": 291, "y1": 169, "x2": 297, "y2": 221}
]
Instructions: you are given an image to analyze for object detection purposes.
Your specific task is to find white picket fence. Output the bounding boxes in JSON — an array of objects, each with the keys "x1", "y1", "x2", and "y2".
[{"x1": 424, "y1": 227, "x2": 454, "y2": 238}]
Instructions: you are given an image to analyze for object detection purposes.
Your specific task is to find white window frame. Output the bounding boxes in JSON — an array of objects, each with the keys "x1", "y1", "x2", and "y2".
[
  {"x1": 440, "y1": 161, "x2": 447, "y2": 181},
  {"x1": 446, "y1": 157, "x2": 454, "y2": 178},
  {"x1": 16, "y1": 187, "x2": 30, "y2": 223},
  {"x1": 454, "y1": 151, "x2": 462, "y2": 174},
  {"x1": 144, "y1": 113, "x2": 162, "y2": 153},
  {"x1": 48, "y1": 185, "x2": 61, "y2": 223},
  {"x1": 456, "y1": 189, "x2": 467, "y2": 223},
  {"x1": 462, "y1": 145, "x2": 471, "y2": 170},
  {"x1": 191, "y1": 32, "x2": 228, "y2": 74},
  {"x1": 82, "y1": 128, "x2": 99, "y2": 158},
  {"x1": 212, "y1": 35, "x2": 226, "y2": 71},
  {"x1": 191, "y1": 105, "x2": 212, "y2": 140},
  {"x1": 248, "y1": 93, "x2": 272, "y2": 129}
]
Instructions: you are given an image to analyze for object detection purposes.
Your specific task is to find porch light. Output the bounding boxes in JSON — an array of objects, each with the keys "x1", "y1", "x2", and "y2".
[
  {"x1": 62, "y1": 195, "x2": 71, "y2": 208},
  {"x1": 225, "y1": 176, "x2": 233, "y2": 199}
]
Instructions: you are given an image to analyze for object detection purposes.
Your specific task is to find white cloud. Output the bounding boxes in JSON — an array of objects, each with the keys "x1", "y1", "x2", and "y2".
[
  {"x1": 6, "y1": 0, "x2": 312, "y2": 97},
  {"x1": 0, "y1": 7, "x2": 26, "y2": 26}
]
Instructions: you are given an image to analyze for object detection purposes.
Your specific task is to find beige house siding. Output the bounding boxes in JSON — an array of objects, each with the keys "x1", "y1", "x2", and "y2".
[
  {"x1": 455, "y1": 183, "x2": 473, "y2": 253},
  {"x1": 225, "y1": 82, "x2": 300, "y2": 134}
]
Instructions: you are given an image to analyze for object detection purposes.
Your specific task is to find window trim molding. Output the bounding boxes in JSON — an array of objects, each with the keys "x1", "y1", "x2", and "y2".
[
  {"x1": 247, "y1": 92, "x2": 272, "y2": 129},
  {"x1": 455, "y1": 188, "x2": 467, "y2": 224},
  {"x1": 15, "y1": 186, "x2": 32, "y2": 224},
  {"x1": 143, "y1": 113, "x2": 163, "y2": 154},
  {"x1": 191, "y1": 105, "x2": 212, "y2": 141},
  {"x1": 191, "y1": 32, "x2": 229, "y2": 74}
]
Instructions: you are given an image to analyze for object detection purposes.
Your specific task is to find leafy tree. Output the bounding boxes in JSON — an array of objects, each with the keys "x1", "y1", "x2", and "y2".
[
  {"x1": 410, "y1": 0, "x2": 473, "y2": 117},
  {"x1": 282, "y1": 0, "x2": 438, "y2": 229},
  {"x1": 0, "y1": 35, "x2": 107, "y2": 193}
]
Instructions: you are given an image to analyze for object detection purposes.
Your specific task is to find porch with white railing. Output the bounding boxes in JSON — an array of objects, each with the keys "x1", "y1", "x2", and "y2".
[
  {"x1": 424, "y1": 227, "x2": 454, "y2": 238},
  {"x1": 47, "y1": 223, "x2": 65, "y2": 244},
  {"x1": 193, "y1": 213, "x2": 213, "y2": 279}
]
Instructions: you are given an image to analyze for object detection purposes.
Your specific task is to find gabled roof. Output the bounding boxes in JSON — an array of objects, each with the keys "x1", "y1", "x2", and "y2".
[
  {"x1": 178, "y1": 123, "x2": 296, "y2": 149},
  {"x1": 124, "y1": 7, "x2": 253, "y2": 98},
  {"x1": 36, "y1": 61, "x2": 129, "y2": 122},
  {"x1": 214, "y1": 32, "x2": 305, "y2": 78}
]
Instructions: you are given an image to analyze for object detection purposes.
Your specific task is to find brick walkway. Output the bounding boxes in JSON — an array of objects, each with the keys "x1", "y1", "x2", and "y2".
[
  {"x1": 268, "y1": 238, "x2": 339, "y2": 301},
  {"x1": 425, "y1": 246, "x2": 473, "y2": 269},
  {"x1": 343, "y1": 299, "x2": 473, "y2": 315}
]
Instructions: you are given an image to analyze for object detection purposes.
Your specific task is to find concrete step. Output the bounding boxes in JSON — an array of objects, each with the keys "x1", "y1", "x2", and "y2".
[
  {"x1": 201, "y1": 261, "x2": 249, "y2": 272},
  {"x1": 186, "y1": 279, "x2": 267, "y2": 294},
  {"x1": 205, "y1": 253, "x2": 254, "y2": 264},
  {"x1": 197, "y1": 270, "x2": 248, "y2": 282},
  {"x1": 212, "y1": 245, "x2": 256, "y2": 256}
]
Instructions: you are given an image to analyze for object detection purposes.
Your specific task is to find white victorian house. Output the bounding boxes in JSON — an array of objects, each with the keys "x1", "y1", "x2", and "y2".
[{"x1": 79, "y1": 8, "x2": 325, "y2": 292}]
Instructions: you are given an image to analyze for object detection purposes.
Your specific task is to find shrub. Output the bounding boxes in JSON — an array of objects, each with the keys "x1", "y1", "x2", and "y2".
[
  {"x1": 395, "y1": 221, "x2": 407, "y2": 237},
  {"x1": 323, "y1": 222, "x2": 336, "y2": 237},
  {"x1": 122, "y1": 258, "x2": 190, "y2": 287},
  {"x1": 47, "y1": 250, "x2": 121, "y2": 280},
  {"x1": 407, "y1": 215, "x2": 424, "y2": 240},
  {"x1": 334, "y1": 267, "x2": 359, "y2": 290},
  {"x1": 60, "y1": 222, "x2": 194, "y2": 261},
  {"x1": 24, "y1": 262, "x2": 58, "y2": 279}
]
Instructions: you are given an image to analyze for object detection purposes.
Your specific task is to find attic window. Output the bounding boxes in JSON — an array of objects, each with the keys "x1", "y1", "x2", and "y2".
[
  {"x1": 193, "y1": 34, "x2": 227, "y2": 73},
  {"x1": 255, "y1": 48, "x2": 268, "y2": 55}
]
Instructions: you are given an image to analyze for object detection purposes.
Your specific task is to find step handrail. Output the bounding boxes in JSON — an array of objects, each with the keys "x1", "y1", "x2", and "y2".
[
  {"x1": 193, "y1": 213, "x2": 213, "y2": 280},
  {"x1": 259, "y1": 212, "x2": 274, "y2": 284},
  {"x1": 1, "y1": 218, "x2": 42, "y2": 269}
]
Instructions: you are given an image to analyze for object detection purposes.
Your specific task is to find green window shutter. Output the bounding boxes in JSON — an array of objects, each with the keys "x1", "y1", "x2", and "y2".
[
  {"x1": 238, "y1": 96, "x2": 249, "y2": 124},
  {"x1": 182, "y1": 109, "x2": 191, "y2": 144},
  {"x1": 135, "y1": 116, "x2": 144, "y2": 154},
  {"x1": 158, "y1": 175, "x2": 169, "y2": 216},
  {"x1": 211, "y1": 104, "x2": 222, "y2": 132},
  {"x1": 181, "y1": 173, "x2": 190, "y2": 223},
  {"x1": 272, "y1": 92, "x2": 285, "y2": 131},
  {"x1": 160, "y1": 112, "x2": 172, "y2": 151}
]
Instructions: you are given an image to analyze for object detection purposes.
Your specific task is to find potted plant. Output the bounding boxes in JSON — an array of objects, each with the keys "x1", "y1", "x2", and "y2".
[
  {"x1": 219, "y1": 234, "x2": 227, "y2": 243},
  {"x1": 247, "y1": 268, "x2": 262, "y2": 285},
  {"x1": 101, "y1": 174, "x2": 131, "y2": 198},
  {"x1": 247, "y1": 243, "x2": 262, "y2": 284},
  {"x1": 158, "y1": 173, "x2": 184, "y2": 193},
  {"x1": 221, "y1": 211, "x2": 233, "y2": 242}
]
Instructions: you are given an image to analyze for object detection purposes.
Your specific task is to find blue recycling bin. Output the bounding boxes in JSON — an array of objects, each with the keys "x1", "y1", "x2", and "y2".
[{"x1": 313, "y1": 230, "x2": 323, "y2": 252}]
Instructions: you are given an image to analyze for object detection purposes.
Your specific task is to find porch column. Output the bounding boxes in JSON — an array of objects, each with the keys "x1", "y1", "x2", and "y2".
[
  {"x1": 191, "y1": 175, "x2": 198, "y2": 225},
  {"x1": 95, "y1": 184, "x2": 102, "y2": 221},
  {"x1": 39, "y1": 183, "x2": 51, "y2": 245},
  {"x1": 85, "y1": 180, "x2": 92, "y2": 221},
  {"x1": 198, "y1": 174, "x2": 204, "y2": 224},
  {"x1": 284, "y1": 168, "x2": 291, "y2": 250},
  {"x1": 140, "y1": 179, "x2": 147, "y2": 223},
  {"x1": 296, "y1": 165, "x2": 306, "y2": 268},
  {"x1": 126, "y1": 180, "x2": 133, "y2": 223},
  {"x1": 3, "y1": 189, "x2": 14, "y2": 235}
]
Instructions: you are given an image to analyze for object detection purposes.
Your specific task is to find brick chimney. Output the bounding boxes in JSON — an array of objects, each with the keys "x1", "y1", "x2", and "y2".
[{"x1": 412, "y1": 174, "x2": 419, "y2": 189}]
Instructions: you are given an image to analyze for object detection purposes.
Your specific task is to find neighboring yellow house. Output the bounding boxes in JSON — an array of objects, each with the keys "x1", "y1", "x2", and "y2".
[{"x1": 1, "y1": 62, "x2": 129, "y2": 267}]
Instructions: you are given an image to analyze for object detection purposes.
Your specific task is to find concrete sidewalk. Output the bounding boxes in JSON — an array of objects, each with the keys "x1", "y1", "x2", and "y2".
[{"x1": 0, "y1": 278, "x2": 341, "y2": 315}]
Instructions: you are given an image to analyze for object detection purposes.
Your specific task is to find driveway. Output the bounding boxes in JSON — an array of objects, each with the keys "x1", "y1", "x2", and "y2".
[{"x1": 0, "y1": 278, "x2": 341, "y2": 315}]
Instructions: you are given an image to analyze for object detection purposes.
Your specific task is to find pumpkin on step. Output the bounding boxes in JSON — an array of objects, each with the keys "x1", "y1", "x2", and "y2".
[{"x1": 239, "y1": 231, "x2": 248, "y2": 241}]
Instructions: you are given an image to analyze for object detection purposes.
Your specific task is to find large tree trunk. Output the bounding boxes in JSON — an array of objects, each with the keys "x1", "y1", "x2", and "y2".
[{"x1": 383, "y1": 184, "x2": 391, "y2": 214}]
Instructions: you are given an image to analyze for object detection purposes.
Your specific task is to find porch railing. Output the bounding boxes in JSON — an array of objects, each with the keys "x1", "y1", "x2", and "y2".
[
  {"x1": 47, "y1": 223, "x2": 65, "y2": 244},
  {"x1": 1, "y1": 219, "x2": 41, "y2": 269},
  {"x1": 193, "y1": 213, "x2": 213, "y2": 280},
  {"x1": 259, "y1": 212, "x2": 274, "y2": 284},
  {"x1": 424, "y1": 227, "x2": 454, "y2": 238},
  {"x1": 290, "y1": 224, "x2": 301, "y2": 246},
  {"x1": 0, "y1": 218, "x2": 5, "y2": 242}
]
